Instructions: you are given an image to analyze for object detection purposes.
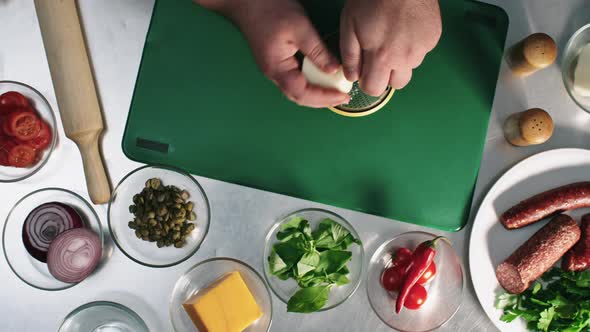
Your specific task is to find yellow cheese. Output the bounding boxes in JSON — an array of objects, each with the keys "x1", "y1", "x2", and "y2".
[{"x1": 183, "y1": 271, "x2": 263, "y2": 332}]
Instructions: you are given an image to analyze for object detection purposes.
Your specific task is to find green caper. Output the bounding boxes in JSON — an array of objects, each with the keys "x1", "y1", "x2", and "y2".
[
  {"x1": 174, "y1": 218, "x2": 184, "y2": 225},
  {"x1": 174, "y1": 197, "x2": 184, "y2": 204},
  {"x1": 174, "y1": 241, "x2": 184, "y2": 248},
  {"x1": 157, "y1": 240, "x2": 164, "y2": 248},
  {"x1": 181, "y1": 190, "x2": 190, "y2": 201},
  {"x1": 174, "y1": 226, "x2": 181, "y2": 232},
  {"x1": 147, "y1": 211, "x2": 156, "y2": 219},
  {"x1": 174, "y1": 203, "x2": 182, "y2": 210},
  {"x1": 145, "y1": 179, "x2": 152, "y2": 188},
  {"x1": 157, "y1": 206, "x2": 168, "y2": 217},
  {"x1": 142, "y1": 235, "x2": 149, "y2": 241},
  {"x1": 175, "y1": 209, "x2": 186, "y2": 218},
  {"x1": 150, "y1": 178, "x2": 161, "y2": 189},
  {"x1": 185, "y1": 223, "x2": 196, "y2": 233},
  {"x1": 128, "y1": 221, "x2": 137, "y2": 229},
  {"x1": 188, "y1": 212, "x2": 197, "y2": 221},
  {"x1": 148, "y1": 219, "x2": 157, "y2": 227},
  {"x1": 172, "y1": 232, "x2": 181, "y2": 240},
  {"x1": 185, "y1": 202, "x2": 194, "y2": 212},
  {"x1": 135, "y1": 230, "x2": 142, "y2": 238},
  {"x1": 129, "y1": 205, "x2": 136, "y2": 213},
  {"x1": 141, "y1": 229, "x2": 149, "y2": 236}
]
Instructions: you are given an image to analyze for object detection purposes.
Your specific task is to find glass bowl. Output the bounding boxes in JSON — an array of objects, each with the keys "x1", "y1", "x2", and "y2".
[
  {"x1": 58, "y1": 301, "x2": 149, "y2": 332},
  {"x1": 367, "y1": 231, "x2": 463, "y2": 332},
  {"x1": 170, "y1": 257, "x2": 272, "y2": 332},
  {"x1": 0, "y1": 80, "x2": 57, "y2": 182},
  {"x1": 108, "y1": 165, "x2": 210, "y2": 268},
  {"x1": 262, "y1": 208, "x2": 364, "y2": 312},
  {"x1": 2, "y1": 188, "x2": 104, "y2": 291},
  {"x1": 563, "y1": 23, "x2": 590, "y2": 113}
]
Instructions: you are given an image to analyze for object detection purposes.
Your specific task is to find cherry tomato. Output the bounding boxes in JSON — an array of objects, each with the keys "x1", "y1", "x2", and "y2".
[
  {"x1": 381, "y1": 265, "x2": 406, "y2": 292},
  {"x1": 28, "y1": 120, "x2": 52, "y2": 150},
  {"x1": 404, "y1": 284, "x2": 428, "y2": 310},
  {"x1": 8, "y1": 111, "x2": 41, "y2": 141},
  {"x1": 417, "y1": 262, "x2": 436, "y2": 285},
  {"x1": 7, "y1": 144, "x2": 36, "y2": 167},
  {"x1": 0, "y1": 91, "x2": 29, "y2": 108},
  {"x1": 392, "y1": 247, "x2": 413, "y2": 268}
]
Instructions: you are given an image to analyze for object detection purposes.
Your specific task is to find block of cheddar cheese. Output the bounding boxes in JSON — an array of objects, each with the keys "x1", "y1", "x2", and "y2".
[{"x1": 183, "y1": 271, "x2": 263, "y2": 332}]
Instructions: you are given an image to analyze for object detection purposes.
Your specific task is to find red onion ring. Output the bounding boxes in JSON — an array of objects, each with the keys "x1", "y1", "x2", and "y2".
[
  {"x1": 47, "y1": 228, "x2": 102, "y2": 283},
  {"x1": 22, "y1": 202, "x2": 84, "y2": 262}
]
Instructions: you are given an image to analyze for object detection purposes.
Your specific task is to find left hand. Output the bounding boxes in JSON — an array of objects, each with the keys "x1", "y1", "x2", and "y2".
[{"x1": 340, "y1": 0, "x2": 442, "y2": 95}]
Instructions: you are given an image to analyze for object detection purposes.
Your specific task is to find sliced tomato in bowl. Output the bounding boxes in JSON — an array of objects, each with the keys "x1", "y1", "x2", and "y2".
[
  {"x1": 0, "y1": 91, "x2": 30, "y2": 108},
  {"x1": 8, "y1": 110, "x2": 41, "y2": 141},
  {"x1": 28, "y1": 120, "x2": 52, "y2": 150},
  {"x1": 0, "y1": 138, "x2": 14, "y2": 166},
  {"x1": 7, "y1": 143, "x2": 36, "y2": 167}
]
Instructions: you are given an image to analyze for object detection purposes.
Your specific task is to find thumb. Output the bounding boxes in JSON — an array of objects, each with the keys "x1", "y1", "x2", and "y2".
[{"x1": 298, "y1": 25, "x2": 340, "y2": 74}]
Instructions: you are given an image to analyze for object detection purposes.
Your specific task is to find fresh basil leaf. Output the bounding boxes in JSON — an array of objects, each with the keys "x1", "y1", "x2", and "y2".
[
  {"x1": 530, "y1": 298, "x2": 550, "y2": 306},
  {"x1": 575, "y1": 271, "x2": 590, "y2": 288},
  {"x1": 500, "y1": 308, "x2": 523, "y2": 323},
  {"x1": 287, "y1": 285, "x2": 331, "y2": 313},
  {"x1": 338, "y1": 265, "x2": 350, "y2": 275},
  {"x1": 281, "y1": 216, "x2": 306, "y2": 231},
  {"x1": 328, "y1": 273, "x2": 350, "y2": 286},
  {"x1": 537, "y1": 307, "x2": 555, "y2": 332},
  {"x1": 556, "y1": 304, "x2": 577, "y2": 319},
  {"x1": 273, "y1": 236, "x2": 307, "y2": 268},
  {"x1": 315, "y1": 250, "x2": 352, "y2": 274},
  {"x1": 548, "y1": 295, "x2": 569, "y2": 308},
  {"x1": 268, "y1": 248, "x2": 288, "y2": 275},
  {"x1": 296, "y1": 250, "x2": 320, "y2": 277}
]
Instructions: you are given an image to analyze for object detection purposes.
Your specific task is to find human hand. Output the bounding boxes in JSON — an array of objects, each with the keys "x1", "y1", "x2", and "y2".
[
  {"x1": 340, "y1": 0, "x2": 442, "y2": 95},
  {"x1": 196, "y1": 0, "x2": 351, "y2": 108}
]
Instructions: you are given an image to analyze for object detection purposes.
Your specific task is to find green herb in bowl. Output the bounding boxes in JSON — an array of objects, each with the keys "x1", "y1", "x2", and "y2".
[
  {"x1": 496, "y1": 268, "x2": 590, "y2": 332},
  {"x1": 267, "y1": 216, "x2": 361, "y2": 313}
]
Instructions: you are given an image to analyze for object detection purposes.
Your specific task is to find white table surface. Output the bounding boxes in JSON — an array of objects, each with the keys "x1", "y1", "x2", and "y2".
[{"x1": 1, "y1": 0, "x2": 590, "y2": 331}]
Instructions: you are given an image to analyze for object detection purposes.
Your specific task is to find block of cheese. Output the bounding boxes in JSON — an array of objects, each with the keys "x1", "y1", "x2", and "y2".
[
  {"x1": 574, "y1": 43, "x2": 590, "y2": 97},
  {"x1": 183, "y1": 271, "x2": 262, "y2": 332}
]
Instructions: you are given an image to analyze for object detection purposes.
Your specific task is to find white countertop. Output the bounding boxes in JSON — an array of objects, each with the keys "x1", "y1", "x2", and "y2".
[{"x1": 1, "y1": 0, "x2": 590, "y2": 331}]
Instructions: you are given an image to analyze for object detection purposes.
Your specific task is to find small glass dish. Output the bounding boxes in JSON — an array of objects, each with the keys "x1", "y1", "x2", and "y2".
[
  {"x1": 58, "y1": 301, "x2": 149, "y2": 332},
  {"x1": 0, "y1": 80, "x2": 57, "y2": 182},
  {"x1": 2, "y1": 188, "x2": 103, "y2": 291},
  {"x1": 170, "y1": 257, "x2": 272, "y2": 332},
  {"x1": 262, "y1": 208, "x2": 364, "y2": 312},
  {"x1": 563, "y1": 23, "x2": 590, "y2": 113},
  {"x1": 108, "y1": 165, "x2": 210, "y2": 268},
  {"x1": 367, "y1": 231, "x2": 463, "y2": 332}
]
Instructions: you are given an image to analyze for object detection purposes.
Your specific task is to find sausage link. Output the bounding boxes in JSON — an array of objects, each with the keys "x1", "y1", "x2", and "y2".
[
  {"x1": 563, "y1": 214, "x2": 590, "y2": 272},
  {"x1": 500, "y1": 182, "x2": 590, "y2": 229},
  {"x1": 496, "y1": 214, "x2": 580, "y2": 294}
]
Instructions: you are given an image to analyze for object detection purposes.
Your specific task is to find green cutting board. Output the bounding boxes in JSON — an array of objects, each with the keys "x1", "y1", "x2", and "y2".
[{"x1": 123, "y1": 0, "x2": 508, "y2": 231}]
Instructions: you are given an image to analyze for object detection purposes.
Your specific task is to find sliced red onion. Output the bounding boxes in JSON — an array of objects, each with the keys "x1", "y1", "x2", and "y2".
[
  {"x1": 47, "y1": 228, "x2": 102, "y2": 283},
  {"x1": 22, "y1": 202, "x2": 84, "y2": 262}
]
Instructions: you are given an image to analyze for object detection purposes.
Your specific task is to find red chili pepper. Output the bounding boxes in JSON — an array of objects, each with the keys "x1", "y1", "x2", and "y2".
[{"x1": 395, "y1": 236, "x2": 450, "y2": 313}]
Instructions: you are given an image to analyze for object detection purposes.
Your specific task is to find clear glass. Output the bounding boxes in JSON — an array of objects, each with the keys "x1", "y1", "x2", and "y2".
[
  {"x1": 367, "y1": 231, "x2": 464, "y2": 332},
  {"x1": 2, "y1": 188, "x2": 104, "y2": 291},
  {"x1": 108, "y1": 165, "x2": 210, "y2": 268},
  {"x1": 562, "y1": 24, "x2": 590, "y2": 113},
  {"x1": 170, "y1": 257, "x2": 272, "y2": 332},
  {"x1": 262, "y1": 208, "x2": 364, "y2": 311},
  {"x1": 58, "y1": 301, "x2": 149, "y2": 332},
  {"x1": 0, "y1": 81, "x2": 57, "y2": 182}
]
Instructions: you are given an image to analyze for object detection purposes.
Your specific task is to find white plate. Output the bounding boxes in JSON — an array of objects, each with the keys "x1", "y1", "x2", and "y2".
[{"x1": 469, "y1": 148, "x2": 590, "y2": 332}]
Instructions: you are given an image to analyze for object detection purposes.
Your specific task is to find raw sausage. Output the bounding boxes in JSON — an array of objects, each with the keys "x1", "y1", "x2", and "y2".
[
  {"x1": 563, "y1": 214, "x2": 590, "y2": 272},
  {"x1": 500, "y1": 182, "x2": 590, "y2": 229},
  {"x1": 496, "y1": 214, "x2": 580, "y2": 294}
]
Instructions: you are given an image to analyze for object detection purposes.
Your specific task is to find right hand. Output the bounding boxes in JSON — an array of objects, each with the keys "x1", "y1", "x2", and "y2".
[{"x1": 195, "y1": 0, "x2": 351, "y2": 108}]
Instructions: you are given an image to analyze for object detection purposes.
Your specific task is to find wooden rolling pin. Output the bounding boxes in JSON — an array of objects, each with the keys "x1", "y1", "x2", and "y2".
[{"x1": 34, "y1": 0, "x2": 111, "y2": 204}]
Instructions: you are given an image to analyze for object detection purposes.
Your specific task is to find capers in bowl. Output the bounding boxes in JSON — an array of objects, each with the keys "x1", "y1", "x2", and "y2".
[{"x1": 128, "y1": 178, "x2": 197, "y2": 249}]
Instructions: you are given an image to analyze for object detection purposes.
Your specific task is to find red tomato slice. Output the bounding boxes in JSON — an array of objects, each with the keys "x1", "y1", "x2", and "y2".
[
  {"x1": 381, "y1": 265, "x2": 406, "y2": 292},
  {"x1": 7, "y1": 144, "x2": 36, "y2": 167},
  {"x1": 0, "y1": 91, "x2": 30, "y2": 108},
  {"x1": 1, "y1": 117, "x2": 13, "y2": 136},
  {"x1": 9, "y1": 111, "x2": 41, "y2": 141},
  {"x1": 417, "y1": 262, "x2": 436, "y2": 285},
  {"x1": 28, "y1": 120, "x2": 52, "y2": 150},
  {"x1": 392, "y1": 247, "x2": 413, "y2": 268},
  {"x1": 404, "y1": 284, "x2": 428, "y2": 310}
]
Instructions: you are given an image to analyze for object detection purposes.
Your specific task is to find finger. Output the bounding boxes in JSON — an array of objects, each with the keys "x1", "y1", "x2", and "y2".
[
  {"x1": 359, "y1": 50, "x2": 390, "y2": 96},
  {"x1": 389, "y1": 68, "x2": 413, "y2": 89},
  {"x1": 298, "y1": 25, "x2": 339, "y2": 74},
  {"x1": 274, "y1": 69, "x2": 351, "y2": 108},
  {"x1": 340, "y1": 20, "x2": 361, "y2": 82}
]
